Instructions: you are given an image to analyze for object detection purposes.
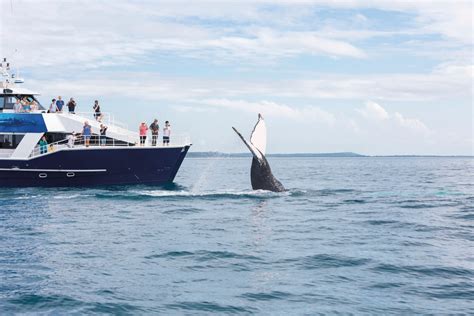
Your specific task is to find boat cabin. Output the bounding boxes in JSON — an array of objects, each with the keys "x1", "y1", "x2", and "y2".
[{"x1": 0, "y1": 87, "x2": 44, "y2": 113}]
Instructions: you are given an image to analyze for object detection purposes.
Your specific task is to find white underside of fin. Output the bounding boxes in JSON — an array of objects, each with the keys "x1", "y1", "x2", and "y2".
[{"x1": 250, "y1": 114, "x2": 267, "y2": 156}]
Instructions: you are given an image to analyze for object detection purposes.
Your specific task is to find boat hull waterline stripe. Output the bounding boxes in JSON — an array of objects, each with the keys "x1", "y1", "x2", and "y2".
[{"x1": 0, "y1": 168, "x2": 107, "y2": 173}]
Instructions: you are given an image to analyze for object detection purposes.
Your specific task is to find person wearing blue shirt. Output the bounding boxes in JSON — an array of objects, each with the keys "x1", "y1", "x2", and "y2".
[
  {"x1": 82, "y1": 121, "x2": 92, "y2": 147},
  {"x1": 56, "y1": 96, "x2": 65, "y2": 112},
  {"x1": 21, "y1": 98, "x2": 31, "y2": 112}
]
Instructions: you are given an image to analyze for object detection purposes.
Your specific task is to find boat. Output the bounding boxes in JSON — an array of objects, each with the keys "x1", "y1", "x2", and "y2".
[{"x1": 0, "y1": 58, "x2": 192, "y2": 187}]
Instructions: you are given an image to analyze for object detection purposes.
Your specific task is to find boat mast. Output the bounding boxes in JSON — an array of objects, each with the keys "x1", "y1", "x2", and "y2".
[
  {"x1": 0, "y1": 58, "x2": 12, "y2": 89},
  {"x1": 0, "y1": 57, "x2": 24, "y2": 89}
]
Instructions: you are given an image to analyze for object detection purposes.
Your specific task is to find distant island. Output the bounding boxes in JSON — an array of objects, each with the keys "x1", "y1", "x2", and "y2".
[
  {"x1": 188, "y1": 152, "x2": 366, "y2": 158},
  {"x1": 187, "y1": 152, "x2": 473, "y2": 158}
]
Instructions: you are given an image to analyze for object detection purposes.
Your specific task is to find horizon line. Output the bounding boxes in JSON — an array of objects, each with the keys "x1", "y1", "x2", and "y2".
[{"x1": 188, "y1": 151, "x2": 474, "y2": 158}]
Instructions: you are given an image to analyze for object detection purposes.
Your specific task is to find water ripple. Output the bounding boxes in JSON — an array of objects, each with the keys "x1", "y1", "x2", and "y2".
[
  {"x1": 372, "y1": 264, "x2": 474, "y2": 278},
  {"x1": 145, "y1": 250, "x2": 263, "y2": 262},
  {"x1": 280, "y1": 254, "x2": 371, "y2": 269},
  {"x1": 165, "y1": 301, "x2": 256, "y2": 313},
  {"x1": 239, "y1": 291, "x2": 293, "y2": 301}
]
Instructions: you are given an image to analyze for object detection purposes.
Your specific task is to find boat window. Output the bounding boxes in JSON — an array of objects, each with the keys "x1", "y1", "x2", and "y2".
[
  {"x1": 20, "y1": 95, "x2": 34, "y2": 103},
  {"x1": 22, "y1": 95, "x2": 43, "y2": 110},
  {"x1": 4, "y1": 96, "x2": 16, "y2": 110},
  {"x1": 33, "y1": 96, "x2": 43, "y2": 108},
  {"x1": 0, "y1": 95, "x2": 43, "y2": 111},
  {"x1": 0, "y1": 134, "x2": 25, "y2": 149}
]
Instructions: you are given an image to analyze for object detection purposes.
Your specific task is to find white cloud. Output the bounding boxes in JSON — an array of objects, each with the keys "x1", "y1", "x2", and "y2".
[
  {"x1": 357, "y1": 101, "x2": 431, "y2": 135},
  {"x1": 197, "y1": 98, "x2": 336, "y2": 125},
  {"x1": 408, "y1": 2, "x2": 473, "y2": 44},
  {"x1": 0, "y1": 0, "x2": 368, "y2": 69},
  {"x1": 28, "y1": 61, "x2": 472, "y2": 105},
  {"x1": 353, "y1": 13, "x2": 368, "y2": 24},
  {"x1": 200, "y1": 29, "x2": 367, "y2": 60},
  {"x1": 3, "y1": 0, "x2": 470, "y2": 69},
  {"x1": 274, "y1": 63, "x2": 473, "y2": 101},
  {"x1": 357, "y1": 101, "x2": 389, "y2": 121},
  {"x1": 394, "y1": 112, "x2": 430, "y2": 134},
  {"x1": 309, "y1": 0, "x2": 473, "y2": 44}
]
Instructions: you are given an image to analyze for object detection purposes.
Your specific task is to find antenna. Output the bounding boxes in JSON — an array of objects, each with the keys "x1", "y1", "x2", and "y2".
[
  {"x1": 1, "y1": 58, "x2": 9, "y2": 88},
  {"x1": 0, "y1": 58, "x2": 9, "y2": 76},
  {"x1": 11, "y1": 49, "x2": 24, "y2": 83},
  {"x1": 0, "y1": 57, "x2": 24, "y2": 85}
]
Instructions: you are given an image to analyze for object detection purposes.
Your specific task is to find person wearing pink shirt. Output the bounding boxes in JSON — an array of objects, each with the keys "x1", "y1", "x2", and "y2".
[{"x1": 139, "y1": 122, "x2": 148, "y2": 146}]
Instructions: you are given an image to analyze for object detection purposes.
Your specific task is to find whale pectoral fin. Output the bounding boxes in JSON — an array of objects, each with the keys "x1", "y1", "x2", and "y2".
[
  {"x1": 250, "y1": 113, "x2": 267, "y2": 156},
  {"x1": 232, "y1": 127, "x2": 263, "y2": 161}
]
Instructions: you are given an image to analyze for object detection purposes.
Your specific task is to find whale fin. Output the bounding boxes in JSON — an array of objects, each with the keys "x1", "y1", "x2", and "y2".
[
  {"x1": 233, "y1": 115, "x2": 286, "y2": 192},
  {"x1": 250, "y1": 113, "x2": 267, "y2": 156},
  {"x1": 232, "y1": 127, "x2": 264, "y2": 161}
]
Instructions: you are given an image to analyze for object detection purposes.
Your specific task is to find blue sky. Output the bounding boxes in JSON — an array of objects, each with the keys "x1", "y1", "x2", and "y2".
[{"x1": 1, "y1": 0, "x2": 472, "y2": 155}]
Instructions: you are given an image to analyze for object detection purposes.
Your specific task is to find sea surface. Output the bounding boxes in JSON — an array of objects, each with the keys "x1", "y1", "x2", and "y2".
[{"x1": 0, "y1": 157, "x2": 473, "y2": 315}]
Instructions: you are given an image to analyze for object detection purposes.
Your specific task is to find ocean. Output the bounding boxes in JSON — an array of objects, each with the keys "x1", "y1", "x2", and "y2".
[{"x1": 1, "y1": 157, "x2": 473, "y2": 314}]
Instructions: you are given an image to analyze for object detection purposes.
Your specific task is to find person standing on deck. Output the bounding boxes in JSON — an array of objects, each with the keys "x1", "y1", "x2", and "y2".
[
  {"x1": 100, "y1": 124, "x2": 108, "y2": 146},
  {"x1": 93, "y1": 100, "x2": 103, "y2": 122},
  {"x1": 49, "y1": 98, "x2": 56, "y2": 113},
  {"x1": 163, "y1": 121, "x2": 171, "y2": 146},
  {"x1": 82, "y1": 121, "x2": 92, "y2": 147},
  {"x1": 150, "y1": 119, "x2": 159, "y2": 146},
  {"x1": 67, "y1": 132, "x2": 76, "y2": 148},
  {"x1": 67, "y1": 98, "x2": 77, "y2": 114},
  {"x1": 39, "y1": 136, "x2": 48, "y2": 154},
  {"x1": 139, "y1": 122, "x2": 148, "y2": 146},
  {"x1": 56, "y1": 96, "x2": 64, "y2": 113}
]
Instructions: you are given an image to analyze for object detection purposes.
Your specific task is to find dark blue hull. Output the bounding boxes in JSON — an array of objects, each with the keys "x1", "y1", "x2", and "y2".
[{"x1": 0, "y1": 146, "x2": 191, "y2": 187}]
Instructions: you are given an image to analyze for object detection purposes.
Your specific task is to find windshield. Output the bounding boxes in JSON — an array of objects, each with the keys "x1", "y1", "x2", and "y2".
[{"x1": 0, "y1": 95, "x2": 44, "y2": 111}]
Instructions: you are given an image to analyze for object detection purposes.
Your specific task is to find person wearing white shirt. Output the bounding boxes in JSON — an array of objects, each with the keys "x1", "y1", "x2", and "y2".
[
  {"x1": 14, "y1": 99, "x2": 22, "y2": 113},
  {"x1": 163, "y1": 121, "x2": 171, "y2": 146},
  {"x1": 67, "y1": 132, "x2": 76, "y2": 148},
  {"x1": 49, "y1": 98, "x2": 57, "y2": 113}
]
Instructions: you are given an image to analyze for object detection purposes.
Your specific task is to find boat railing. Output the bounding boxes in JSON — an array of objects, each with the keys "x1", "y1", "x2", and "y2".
[
  {"x1": 56, "y1": 111, "x2": 130, "y2": 130},
  {"x1": 30, "y1": 138, "x2": 71, "y2": 158},
  {"x1": 29, "y1": 134, "x2": 192, "y2": 158}
]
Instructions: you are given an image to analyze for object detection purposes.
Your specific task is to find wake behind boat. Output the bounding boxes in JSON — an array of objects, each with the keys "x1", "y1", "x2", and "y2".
[{"x1": 0, "y1": 58, "x2": 192, "y2": 187}]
